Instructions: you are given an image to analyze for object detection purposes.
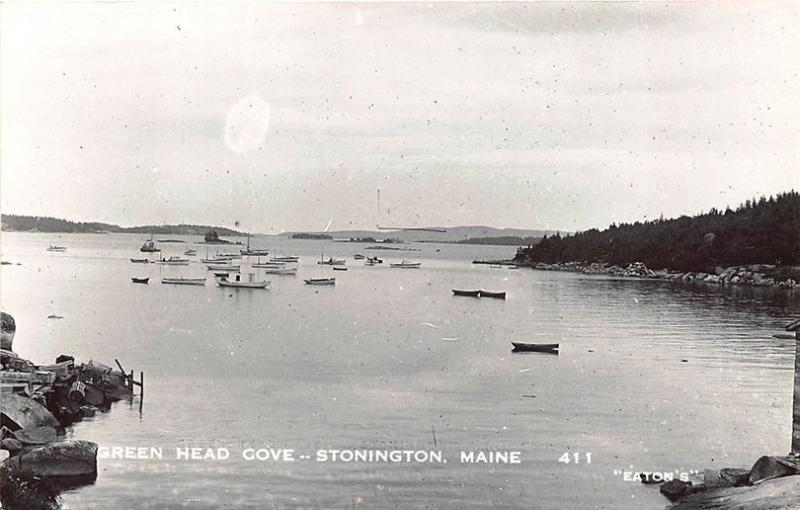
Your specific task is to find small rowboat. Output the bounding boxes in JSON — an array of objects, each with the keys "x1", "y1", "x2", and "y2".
[
  {"x1": 261, "y1": 267, "x2": 296, "y2": 275},
  {"x1": 252, "y1": 262, "x2": 285, "y2": 269},
  {"x1": 511, "y1": 342, "x2": 559, "y2": 353},
  {"x1": 130, "y1": 258, "x2": 149, "y2": 263},
  {"x1": 206, "y1": 264, "x2": 240, "y2": 271},
  {"x1": 47, "y1": 245, "x2": 67, "y2": 252},
  {"x1": 216, "y1": 278, "x2": 270, "y2": 289},
  {"x1": 479, "y1": 290, "x2": 506, "y2": 299},
  {"x1": 271, "y1": 256, "x2": 299, "y2": 263},
  {"x1": 452, "y1": 289, "x2": 480, "y2": 297},
  {"x1": 157, "y1": 257, "x2": 190, "y2": 265},
  {"x1": 304, "y1": 278, "x2": 335, "y2": 285},
  {"x1": 161, "y1": 277, "x2": 206, "y2": 286},
  {"x1": 131, "y1": 277, "x2": 150, "y2": 284},
  {"x1": 354, "y1": 254, "x2": 365, "y2": 260},
  {"x1": 390, "y1": 260, "x2": 421, "y2": 268},
  {"x1": 332, "y1": 267, "x2": 348, "y2": 271},
  {"x1": 184, "y1": 249, "x2": 197, "y2": 256}
]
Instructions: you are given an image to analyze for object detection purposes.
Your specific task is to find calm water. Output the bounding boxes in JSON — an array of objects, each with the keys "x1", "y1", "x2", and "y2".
[{"x1": 1, "y1": 232, "x2": 798, "y2": 509}]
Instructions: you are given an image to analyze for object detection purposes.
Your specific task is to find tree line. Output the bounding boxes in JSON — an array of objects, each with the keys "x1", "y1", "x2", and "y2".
[{"x1": 514, "y1": 191, "x2": 800, "y2": 271}]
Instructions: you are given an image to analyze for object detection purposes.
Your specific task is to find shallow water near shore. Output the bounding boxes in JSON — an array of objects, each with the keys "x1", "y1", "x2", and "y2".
[{"x1": 1, "y1": 232, "x2": 798, "y2": 509}]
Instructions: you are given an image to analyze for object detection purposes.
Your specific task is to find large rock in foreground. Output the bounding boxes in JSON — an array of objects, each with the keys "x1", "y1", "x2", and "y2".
[
  {"x1": 16, "y1": 440, "x2": 97, "y2": 482},
  {"x1": 0, "y1": 394, "x2": 60, "y2": 430}
]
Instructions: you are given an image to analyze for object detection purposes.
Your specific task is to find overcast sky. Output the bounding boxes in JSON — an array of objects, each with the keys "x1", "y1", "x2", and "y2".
[{"x1": 2, "y1": 1, "x2": 798, "y2": 233}]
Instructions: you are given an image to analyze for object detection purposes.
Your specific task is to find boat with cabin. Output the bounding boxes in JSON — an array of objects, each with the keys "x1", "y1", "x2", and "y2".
[
  {"x1": 157, "y1": 256, "x2": 190, "y2": 265},
  {"x1": 215, "y1": 273, "x2": 270, "y2": 289},
  {"x1": 317, "y1": 257, "x2": 346, "y2": 266},
  {"x1": 140, "y1": 236, "x2": 160, "y2": 253}
]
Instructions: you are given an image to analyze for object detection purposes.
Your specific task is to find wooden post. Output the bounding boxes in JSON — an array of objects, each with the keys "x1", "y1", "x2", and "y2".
[
  {"x1": 787, "y1": 319, "x2": 800, "y2": 455},
  {"x1": 139, "y1": 371, "x2": 144, "y2": 399}
]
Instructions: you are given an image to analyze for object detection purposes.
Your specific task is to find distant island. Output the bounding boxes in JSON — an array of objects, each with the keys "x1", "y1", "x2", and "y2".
[
  {"x1": 452, "y1": 236, "x2": 542, "y2": 246},
  {"x1": 1, "y1": 214, "x2": 245, "y2": 237},
  {"x1": 514, "y1": 191, "x2": 800, "y2": 274},
  {"x1": 291, "y1": 232, "x2": 333, "y2": 240}
]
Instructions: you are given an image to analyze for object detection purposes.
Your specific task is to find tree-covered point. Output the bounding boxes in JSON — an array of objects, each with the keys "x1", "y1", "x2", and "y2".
[{"x1": 514, "y1": 191, "x2": 800, "y2": 272}]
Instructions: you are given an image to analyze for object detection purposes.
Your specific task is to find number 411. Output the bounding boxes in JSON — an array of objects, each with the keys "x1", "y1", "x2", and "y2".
[{"x1": 559, "y1": 452, "x2": 592, "y2": 464}]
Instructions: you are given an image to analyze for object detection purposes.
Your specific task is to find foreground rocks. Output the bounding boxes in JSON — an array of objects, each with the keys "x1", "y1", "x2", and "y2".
[
  {"x1": 1, "y1": 312, "x2": 138, "y2": 509},
  {"x1": 652, "y1": 454, "x2": 800, "y2": 508}
]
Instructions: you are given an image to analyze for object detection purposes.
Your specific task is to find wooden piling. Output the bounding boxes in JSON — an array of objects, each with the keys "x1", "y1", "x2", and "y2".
[
  {"x1": 787, "y1": 319, "x2": 800, "y2": 454},
  {"x1": 139, "y1": 371, "x2": 144, "y2": 399}
]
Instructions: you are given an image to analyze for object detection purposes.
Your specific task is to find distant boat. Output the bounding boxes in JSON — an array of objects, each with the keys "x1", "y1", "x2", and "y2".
[
  {"x1": 511, "y1": 342, "x2": 559, "y2": 354},
  {"x1": 271, "y1": 255, "x2": 299, "y2": 263},
  {"x1": 140, "y1": 236, "x2": 160, "y2": 253},
  {"x1": 390, "y1": 260, "x2": 421, "y2": 268},
  {"x1": 213, "y1": 272, "x2": 232, "y2": 278},
  {"x1": 452, "y1": 289, "x2": 480, "y2": 297},
  {"x1": 241, "y1": 249, "x2": 270, "y2": 256},
  {"x1": 216, "y1": 274, "x2": 270, "y2": 289},
  {"x1": 46, "y1": 245, "x2": 67, "y2": 252},
  {"x1": 365, "y1": 256, "x2": 383, "y2": 265},
  {"x1": 333, "y1": 267, "x2": 348, "y2": 271},
  {"x1": 261, "y1": 267, "x2": 297, "y2": 275},
  {"x1": 131, "y1": 277, "x2": 150, "y2": 284},
  {"x1": 161, "y1": 277, "x2": 206, "y2": 286},
  {"x1": 479, "y1": 290, "x2": 506, "y2": 299},
  {"x1": 184, "y1": 249, "x2": 197, "y2": 256},
  {"x1": 353, "y1": 254, "x2": 365, "y2": 260},
  {"x1": 157, "y1": 257, "x2": 190, "y2": 265},
  {"x1": 304, "y1": 278, "x2": 335, "y2": 285},
  {"x1": 47, "y1": 314, "x2": 64, "y2": 319},
  {"x1": 130, "y1": 258, "x2": 149, "y2": 263},
  {"x1": 318, "y1": 257, "x2": 346, "y2": 266},
  {"x1": 200, "y1": 257, "x2": 237, "y2": 264}
]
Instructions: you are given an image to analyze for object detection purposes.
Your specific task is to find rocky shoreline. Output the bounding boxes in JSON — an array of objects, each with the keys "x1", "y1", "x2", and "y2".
[
  {"x1": 1, "y1": 312, "x2": 138, "y2": 509},
  {"x1": 514, "y1": 261, "x2": 799, "y2": 290}
]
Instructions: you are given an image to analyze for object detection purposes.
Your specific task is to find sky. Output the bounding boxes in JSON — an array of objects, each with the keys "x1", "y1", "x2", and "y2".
[{"x1": 1, "y1": 1, "x2": 798, "y2": 234}]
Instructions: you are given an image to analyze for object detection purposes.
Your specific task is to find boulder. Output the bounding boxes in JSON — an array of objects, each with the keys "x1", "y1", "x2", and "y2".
[
  {"x1": 12, "y1": 426, "x2": 57, "y2": 446},
  {"x1": 17, "y1": 440, "x2": 97, "y2": 481},
  {"x1": 720, "y1": 467, "x2": 751, "y2": 487},
  {"x1": 749, "y1": 456, "x2": 798, "y2": 485},
  {"x1": 0, "y1": 438, "x2": 23, "y2": 454},
  {"x1": 660, "y1": 480, "x2": 694, "y2": 501},
  {"x1": 0, "y1": 394, "x2": 60, "y2": 431}
]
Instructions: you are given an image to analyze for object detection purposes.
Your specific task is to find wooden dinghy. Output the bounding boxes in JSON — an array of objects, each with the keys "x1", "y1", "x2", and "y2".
[
  {"x1": 161, "y1": 277, "x2": 206, "y2": 286},
  {"x1": 511, "y1": 342, "x2": 559, "y2": 353},
  {"x1": 452, "y1": 289, "x2": 480, "y2": 297},
  {"x1": 131, "y1": 277, "x2": 150, "y2": 284},
  {"x1": 304, "y1": 278, "x2": 335, "y2": 285},
  {"x1": 332, "y1": 267, "x2": 348, "y2": 271},
  {"x1": 261, "y1": 267, "x2": 297, "y2": 275}
]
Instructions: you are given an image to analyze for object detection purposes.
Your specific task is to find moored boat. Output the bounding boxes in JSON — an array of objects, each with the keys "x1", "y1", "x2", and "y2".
[
  {"x1": 354, "y1": 254, "x2": 365, "y2": 260},
  {"x1": 215, "y1": 274, "x2": 270, "y2": 289},
  {"x1": 333, "y1": 267, "x2": 348, "y2": 271},
  {"x1": 252, "y1": 262, "x2": 285, "y2": 269},
  {"x1": 390, "y1": 260, "x2": 421, "y2": 268},
  {"x1": 131, "y1": 277, "x2": 150, "y2": 284},
  {"x1": 157, "y1": 257, "x2": 190, "y2": 265},
  {"x1": 161, "y1": 277, "x2": 206, "y2": 286},
  {"x1": 130, "y1": 258, "x2": 149, "y2": 263},
  {"x1": 452, "y1": 289, "x2": 480, "y2": 297},
  {"x1": 511, "y1": 342, "x2": 559, "y2": 353},
  {"x1": 184, "y1": 249, "x2": 197, "y2": 256},
  {"x1": 261, "y1": 267, "x2": 297, "y2": 275},
  {"x1": 317, "y1": 257, "x2": 346, "y2": 266},
  {"x1": 304, "y1": 278, "x2": 336, "y2": 285},
  {"x1": 46, "y1": 245, "x2": 67, "y2": 252},
  {"x1": 206, "y1": 263, "x2": 240, "y2": 271},
  {"x1": 478, "y1": 290, "x2": 506, "y2": 299},
  {"x1": 270, "y1": 255, "x2": 299, "y2": 263}
]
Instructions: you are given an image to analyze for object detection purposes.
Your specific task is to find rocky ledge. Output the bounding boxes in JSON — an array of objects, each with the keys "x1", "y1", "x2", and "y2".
[{"x1": 518, "y1": 261, "x2": 799, "y2": 289}]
